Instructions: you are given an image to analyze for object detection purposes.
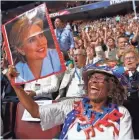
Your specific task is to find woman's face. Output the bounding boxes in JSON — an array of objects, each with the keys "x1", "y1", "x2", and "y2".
[
  {"x1": 86, "y1": 47, "x2": 95, "y2": 58},
  {"x1": 124, "y1": 52, "x2": 137, "y2": 71},
  {"x1": 19, "y1": 24, "x2": 47, "y2": 61},
  {"x1": 77, "y1": 39, "x2": 83, "y2": 47},
  {"x1": 107, "y1": 38, "x2": 115, "y2": 47},
  {"x1": 88, "y1": 73, "x2": 109, "y2": 103},
  {"x1": 107, "y1": 31, "x2": 112, "y2": 37},
  {"x1": 99, "y1": 30, "x2": 104, "y2": 36}
]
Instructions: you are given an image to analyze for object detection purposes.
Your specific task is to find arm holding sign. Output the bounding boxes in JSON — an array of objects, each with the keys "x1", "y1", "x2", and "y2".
[
  {"x1": 7, "y1": 66, "x2": 76, "y2": 130},
  {"x1": 7, "y1": 66, "x2": 40, "y2": 118}
]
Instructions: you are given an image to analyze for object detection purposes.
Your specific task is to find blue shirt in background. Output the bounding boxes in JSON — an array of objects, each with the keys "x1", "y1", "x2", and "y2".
[
  {"x1": 15, "y1": 49, "x2": 61, "y2": 83},
  {"x1": 55, "y1": 28, "x2": 75, "y2": 51}
]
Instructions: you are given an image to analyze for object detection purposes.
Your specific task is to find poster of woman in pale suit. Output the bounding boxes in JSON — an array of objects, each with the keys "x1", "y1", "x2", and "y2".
[{"x1": 2, "y1": 3, "x2": 66, "y2": 85}]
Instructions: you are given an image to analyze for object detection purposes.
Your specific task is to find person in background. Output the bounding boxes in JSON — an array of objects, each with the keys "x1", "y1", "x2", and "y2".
[
  {"x1": 77, "y1": 38, "x2": 84, "y2": 49},
  {"x1": 95, "y1": 46, "x2": 106, "y2": 61},
  {"x1": 24, "y1": 74, "x2": 62, "y2": 100},
  {"x1": 54, "y1": 18, "x2": 75, "y2": 58},
  {"x1": 65, "y1": 22, "x2": 72, "y2": 31},
  {"x1": 123, "y1": 49, "x2": 139, "y2": 139},
  {"x1": 105, "y1": 37, "x2": 117, "y2": 60},
  {"x1": 56, "y1": 49, "x2": 87, "y2": 99},
  {"x1": 116, "y1": 36, "x2": 129, "y2": 63},
  {"x1": 130, "y1": 26, "x2": 139, "y2": 50},
  {"x1": 86, "y1": 47, "x2": 101, "y2": 65},
  {"x1": 1, "y1": 47, "x2": 17, "y2": 98},
  {"x1": 7, "y1": 63, "x2": 134, "y2": 140}
]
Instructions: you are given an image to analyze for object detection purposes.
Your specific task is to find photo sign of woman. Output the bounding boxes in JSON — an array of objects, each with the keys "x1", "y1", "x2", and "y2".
[{"x1": 2, "y1": 3, "x2": 66, "y2": 85}]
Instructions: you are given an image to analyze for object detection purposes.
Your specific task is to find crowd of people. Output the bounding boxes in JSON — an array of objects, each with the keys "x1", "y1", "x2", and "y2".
[{"x1": 1, "y1": 10, "x2": 139, "y2": 139}]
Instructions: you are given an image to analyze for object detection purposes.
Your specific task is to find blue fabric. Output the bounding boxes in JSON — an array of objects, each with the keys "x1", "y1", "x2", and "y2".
[
  {"x1": 59, "y1": 97, "x2": 120, "y2": 139},
  {"x1": 59, "y1": 110, "x2": 76, "y2": 139},
  {"x1": 56, "y1": 28, "x2": 74, "y2": 51},
  {"x1": 83, "y1": 63, "x2": 130, "y2": 88},
  {"x1": 15, "y1": 49, "x2": 61, "y2": 83}
]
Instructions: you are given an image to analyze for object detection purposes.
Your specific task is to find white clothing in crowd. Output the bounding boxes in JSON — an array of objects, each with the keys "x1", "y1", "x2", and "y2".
[
  {"x1": 39, "y1": 99, "x2": 134, "y2": 140},
  {"x1": 86, "y1": 56, "x2": 102, "y2": 65},
  {"x1": 105, "y1": 47, "x2": 117, "y2": 60},
  {"x1": 66, "y1": 23, "x2": 71, "y2": 30},
  {"x1": 95, "y1": 46, "x2": 105, "y2": 60},
  {"x1": 66, "y1": 68, "x2": 85, "y2": 97},
  {"x1": 24, "y1": 75, "x2": 61, "y2": 99},
  {"x1": 59, "y1": 68, "x2": 85, "y2": 97}
]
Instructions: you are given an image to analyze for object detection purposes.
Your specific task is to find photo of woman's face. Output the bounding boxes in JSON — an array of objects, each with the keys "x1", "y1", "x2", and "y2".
[{"x1": 20, "y1": 24, "x2": 47, "y2": 61}]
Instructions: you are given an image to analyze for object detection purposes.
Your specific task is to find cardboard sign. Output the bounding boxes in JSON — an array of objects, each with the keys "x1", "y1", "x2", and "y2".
[{"x1": 2, "y1": 3, "x2": 66, "y2": 85}]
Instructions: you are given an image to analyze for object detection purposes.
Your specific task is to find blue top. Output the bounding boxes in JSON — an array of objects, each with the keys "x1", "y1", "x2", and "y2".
[
  {"x1": 15, "y1": 49, "x2": 61, "y2": 83},
  {"x1": 55, "y1": 28, "x2": 75, "y2": 51}
]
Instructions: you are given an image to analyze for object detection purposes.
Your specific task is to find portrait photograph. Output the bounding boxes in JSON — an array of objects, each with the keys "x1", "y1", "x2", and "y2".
[{"x1": 2, "y1": 3, "x2": 66, "y2": 85}]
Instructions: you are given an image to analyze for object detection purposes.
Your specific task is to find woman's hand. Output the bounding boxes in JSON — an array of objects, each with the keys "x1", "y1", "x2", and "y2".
[{"x1": 7, "y1": 65, "x2": 19, "y2": 82}]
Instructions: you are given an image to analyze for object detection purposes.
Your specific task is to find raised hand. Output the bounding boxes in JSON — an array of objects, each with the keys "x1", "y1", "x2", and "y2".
[{"x1": 7, "y1": 65, "x2": 19, "y2": 83}]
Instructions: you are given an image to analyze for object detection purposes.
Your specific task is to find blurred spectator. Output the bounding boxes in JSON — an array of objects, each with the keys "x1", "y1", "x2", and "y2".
[
  {"x1": 86, "y1": 47, "x2": 101, "y2": 65},
  {"x1": 65, "y1": 22, "x2": 71, "y2": 30},
  {"x1": 1, "y1": 45, "x2": 17, "y2": 98},
  {"x1": 123, "y1": 49, "x2": 139, "y2": 139},
  {"x1": 116, "y1": 36, "x2": 129, "y2": 61},
  {"x1": 72, "y1": 22, "x2": 79, "y2": 34},
  {"x1": 54, "y1": 18, "x2": 75, "y2": 59},
  {"x1": 56, "y1": 49, "x2": 86, "y2": 99},
  {"x1": 95, "y1": 46, "x2": 106, "y2": 61},
  {"x1": 24, "y1": 74, "x2": 62, "y2": 99},
  {"x1": 105, "y1": 37, "x2": 117, "y2": 60}
]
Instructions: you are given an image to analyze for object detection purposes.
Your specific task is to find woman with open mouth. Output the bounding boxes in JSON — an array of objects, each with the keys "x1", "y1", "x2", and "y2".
[
  {"x1": 9, "y1": 17, "x2": 61, "y2": 83},
  {"x1": 123, "y1": 48, "x2": 139, "y2": 139},
  {"x1": 7, "y1": 62, "x2": 134, "y2": 139}
]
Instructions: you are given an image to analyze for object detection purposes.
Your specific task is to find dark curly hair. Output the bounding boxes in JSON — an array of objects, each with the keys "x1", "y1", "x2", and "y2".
[{"x1": 104, "y1": 74, "x2": 127, "y2": 105}]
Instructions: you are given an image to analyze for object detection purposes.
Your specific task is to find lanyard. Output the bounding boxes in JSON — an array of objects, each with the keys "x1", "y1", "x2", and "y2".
[{"x1": 74, "y1": 68, "x2": 82, "y2": 82}]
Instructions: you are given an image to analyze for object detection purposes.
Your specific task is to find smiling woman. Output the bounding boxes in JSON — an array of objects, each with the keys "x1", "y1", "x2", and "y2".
[
  {"x1": 8, "y1": 16, "x2": 61, "y2": 83},
  {"x1": 7, "y1": 62, "x2": 134, "y2": 140}
]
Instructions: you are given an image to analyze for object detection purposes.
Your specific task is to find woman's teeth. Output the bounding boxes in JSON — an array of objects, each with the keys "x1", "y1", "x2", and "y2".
[{"x1": 38, "y1": 48, "x2": 44, "y2": 52}]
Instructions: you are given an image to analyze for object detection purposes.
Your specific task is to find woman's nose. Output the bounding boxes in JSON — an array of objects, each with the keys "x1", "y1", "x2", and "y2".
[
  {"x1": 91, "y1": 78, "x2": 97, "y2": 83},
  {"x1": 36, "y1": 36, "x2": 44, "y2": 45}
]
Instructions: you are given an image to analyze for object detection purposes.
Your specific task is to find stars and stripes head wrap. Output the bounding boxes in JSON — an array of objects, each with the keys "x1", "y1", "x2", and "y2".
[{"x1": 82, "y1": 62, "x2": 130, "y2": 105}]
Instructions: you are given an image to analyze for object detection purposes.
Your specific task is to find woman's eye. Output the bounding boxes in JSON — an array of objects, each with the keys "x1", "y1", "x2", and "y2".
[
  {"x1": 28, "y1": 37, "x2": 36, "y2": 43},
  {"x1": 39, "y1": 33, "x2": 44, "y2": 38}
]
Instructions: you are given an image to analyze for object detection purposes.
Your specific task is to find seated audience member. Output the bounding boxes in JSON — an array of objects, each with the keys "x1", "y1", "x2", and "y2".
[
  {"x1": 24, "y1": 74, "x2": 62, "y2": 99},
  {"x1": 57, "y1": 49, "x2": 87, "y2": 99},
  {"x1": 95, "y1": 46, "x2": 106, "y2": 61},
  {"x1": 7, "y1": 63, "x2": 134, "y2": 140},
  {"x1": 86, "y1": 47, "x2": 101, "y2": 65},
  {"x1": 105, "y1": 37, "x2": 117, "y2": 60},
  {"x1": 123, "y1": 49, "x2": 139, "y2": 139},
  {"x1": 116, "y1": 36, "x2": 129, "y2": 62}
]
